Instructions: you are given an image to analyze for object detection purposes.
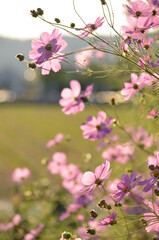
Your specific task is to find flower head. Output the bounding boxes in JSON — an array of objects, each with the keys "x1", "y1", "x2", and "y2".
[
  {"x1": 82, "y1": 161, "x2": 111, "y2": 194},
  {"x1": 81, "y1": 111, "x2": 113, "y2": 141},
  {"x1": 113, "y1": 171, "x2": 142, "y2": 202},
  {"x1": 59, "y1": 80, "x2": 93, "y2": 115},
  {"x1": 29, "y1": 29, "x2": 67, "y2": 75},
  {"x1": 46, "y1": 133, "x2": 64, "y2": 148},
  {"x1": 12, "y1": 167, "x2": 30, "y2": 183},
  {"x1": 126, "y1": 0, "x2": 151, "y2": 18},
  {"x1": 144, "y1": 201, "x2": 159, "y2": 233},
  {"x1": 99, "y1": 212, "x2": 117, "y2": 226},
  {"x1": 80, "y1": 17, "x2": 104, "y2": 38}
]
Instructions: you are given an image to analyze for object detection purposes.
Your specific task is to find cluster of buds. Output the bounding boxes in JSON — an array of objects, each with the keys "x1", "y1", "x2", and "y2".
[{"x1": 30, "y1": 8, "x2": 44, "y2": 18}]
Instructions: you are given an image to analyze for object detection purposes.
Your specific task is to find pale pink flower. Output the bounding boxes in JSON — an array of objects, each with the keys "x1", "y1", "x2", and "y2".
[
  {"x1": 75, "y1": 49, "x2": 94, "y2": 68},
  {"x1": 144, "y1": 201, "x2": 159, "y2": 233},
  {"x1": 121, "y1": 73, "x2": 152, "y2": 101},
  {"x1": 82, "y1": 161, "x2": 111, "y2": 194},
  {"x1": 81, "y1": 111, "x2": 113, "y2": 141},
  {"x1": 126, "y1": 0, "x2": 151, "y2": 18},
  {"x1": 80, "y1": 17, "x2": 104, "y2": 38},
  {"x1": 59, "y1": 80, "x2": 93, "y2": 115},
  {"x1": 12, "y1": 167, "x2": 30, "y2": 183},
  {"x1": 47, "y1": 152, "x2": 67, "y2": 175},
  {"x1": 29, "y1": 29, "x2": 67, "y2": 75},
  {"x1": 24, "y1": 224, "x2": 44, "y2": 240},
  {"x1": 0, "y1": 214, "x2": 21, "y2": 232},
  {"x1": 146, "y1": 109, "x2": 158, "y2": 119},
  {"x1": 131, "y1": 127, "x2": 153, "y2": 149},
  {"x1": 46, "y1": 133, "x2": 64, "y2": 148}
]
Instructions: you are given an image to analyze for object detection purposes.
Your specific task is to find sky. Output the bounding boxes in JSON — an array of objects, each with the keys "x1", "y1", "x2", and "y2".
[{"x1": 1, "y1": 0, "x2": 127, "y2": 40}]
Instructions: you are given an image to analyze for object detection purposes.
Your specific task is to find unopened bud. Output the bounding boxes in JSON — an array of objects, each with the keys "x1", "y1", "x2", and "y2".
[
  {"x1": 100, "y1": 0, "x2": 106, "y2": 4},
  {"x1": 37, "y1": 8, "x2": 44, "y2": 16},
  {"x1": 98, "y1": 199, "x2": 107, "y2": 208},
  {"x1": 89, "y1": 210, "x2": 98, "y2": 218},
  {"x1": 63, "y1": 232, "x2": 72, "y2": 239},
  {"x1": 110, "y1": 96, "x2": 116, "y2": 105},
  {"x1": 149, "y1": 165, "x2": 155, "y2": 171},
  {"x1": 87, "y1": 228, "x2": 96, "y2": 235},
  {"x1": 55, "y1": 18, "x2": 60, "y2": 23},
  {"x1": 70, "y1": 23, "x2": 75, "y2": 28},
  {"x1": 27, "y1": 62, "x2": 36, "y2": 69},
  {"x1": 154, "y1": 189, "x2": 159, "y2": 196},
  {"x1": 16, "y1": 54, "x2": 24, "y2": 61},
  {"x1": 30, "y1": 10, "x2": 38, "y2": 18}
]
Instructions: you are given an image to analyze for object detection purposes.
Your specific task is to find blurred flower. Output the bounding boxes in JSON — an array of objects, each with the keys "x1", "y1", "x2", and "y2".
[
  {"x1": 12, "y1": 167, "x2": 30, "y2": 183},
  {"x1": 46, "y1": 133, "x2": 64, "y2": 148},
  {"x1": 47, "y1": 152, "x2": 67, "y2": 175},
  {"x1": 75, "y1": 49, "x2": 94, "y2": 68},
  {"x1": 59, "y1": 80, "x2": 93, "y2": 115},
  {"x1": 99, "y1": 212, "x2": 117, "y2": 226},
  {"x1": 24, "y1": 224, "x2": 44, "y2": 240}
]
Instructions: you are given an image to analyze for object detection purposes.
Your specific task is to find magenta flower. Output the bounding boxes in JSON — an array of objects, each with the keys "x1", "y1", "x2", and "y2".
[
  {"x1": 99, "y1": 212, "x2": 117, "y2": 226},
  {"x1": 139, "y1": 152, "x2": 159, "y2": 192},
  {"x1": 59, "y1": 80, "x2": 93, "y2": 115},
  {"x1": 29, "y1": 29, "x2": 67, "y2": 75},
  {"x1": 131, "y1": 126, "x2": 153, "y2": 149},
  {"x1": 82, "y1": 161, "x2": 111, "y2": 194},
  {"x1": 81, "y1": 111, "x2": 113, "y2": 141},
  {"x1": 12, "y1": 167, "x2": 30, "y2": 183},
  {"x1": 121, "y1": 73, "x2": 152, "y2": 101},
  {"x1": 113, "y1": 171, "x2": 142, "y2": 203},
  {"x1": 144, "y1": 201, "x2": 159, "y2": 233},
  {"x1": 146, "y1": 109, "x2": 158, "y2": 119},
  {"x1": 46, "y1": 133, "x2": 64, "y2": 148},
  {"x1": 80, "y1": 17, "x2": 104, "y2": 38},
  {"x1": 126, "y1": 0, "x2": 151, "y2": 18}
]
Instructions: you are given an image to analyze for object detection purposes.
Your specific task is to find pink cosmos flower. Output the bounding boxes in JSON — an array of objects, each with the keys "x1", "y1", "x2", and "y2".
[
  {"x1": 0, "y1": 214, "x2": 21, "y2": 231},
  {"x1": 47, "y1": 152, "x2": 67, "y2": 175},
  {"x1": 75, "y1": 49, "x2": 94, "y2": 68},
  {"x1": 81, "y1": 111, "x2": 113, "y2": 141},
  {"x1": 46, "y1": 133, "x2": 64, "y2": 148},
  {"x1": 61, "y1": 163, "x2": 81, "y2": 181},
  {"x1": 122, "y1": 16, "x2": 152, "y2": 39},
  {"x1": 113, "y1": 171, "x2": 142, "y2": 203},
  {"x1": 12, "y1": 167, "x2": 30, "y2": 183},
  {"x1": 126, "y1": 0, "x2": 151, "y2": 18},
  {"x1": 29, "y1": 29, "x2": 67, "y2": 75},
  {"x1": 144, "y1": 201, "x2": 159, "y2": 234},
  {"x1": 80, "y1": 17, "x2": 104, "y2": 38},
  {"x1": 82, "y1": 161, "x2": 111, "y2": 194},
  {"x1": 24, "y1": 224, "x2": 44, "y2": 240},
  {"x1": 131, "y1": 126, "x2": 153, "y2": 149},
  {"x1": 139, "y1": 152, "x2": 159, "y2": 192},
  {"x1": 146, "y1": 109, "x2": 158, "y2": 119},
  {"x1": 99, "y1": 212, "x2": 117, "y2": 226},
  {"x1": 121, "y1": 73, "x2": 152, "y2": 101},
  {"x1": 102, "y1": 143, "x2": 134, "y2": 164},
  {"x1": 59, "y1": 80, "x2": 93, "y2": 115}
]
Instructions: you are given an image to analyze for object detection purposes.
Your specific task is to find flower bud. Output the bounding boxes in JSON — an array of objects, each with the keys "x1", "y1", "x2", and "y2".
[
  {"x1": 16, "y1": 54, "x2": 25, "y2": 61},
  {"x1": 100, "y1": 0, "x2": 106, "y2": 4},
  {"x1": 27, "y1": 62, "x2": 36, "y2": 69},
  {"x1": 154, "y1": 189, "x2": 159, "y2": 196},
  {"x1": 87, "y1": 228, "x2": 96, "y2": 235},
  {"x1": 70, "y1": 23, "x2": 75, "y2": 28},
  {"x1": 110, "y1": 96, "x2": 116, "y2": 105},
  {"x1": 55, "y1": 18, "x2": 60, "y2": 23},
  {"x1": 62, "y1": 231, "x2": 72, "y2": 239},
  {"x1": 98, "y1": 199, "x2": 107, "y2": 208},
  {"x1": 89, "y1": 210, "x2": 98, "y2": 218},
  {"x1": 37, "y1": 8, "x2": 44, "y2": 16},
  {"x1": 30, "y1": 10, "x2": 38, "y2": 18}
]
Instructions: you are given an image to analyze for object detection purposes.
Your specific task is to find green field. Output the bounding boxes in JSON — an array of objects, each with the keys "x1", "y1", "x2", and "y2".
[
  {"x1": 0, "y1": 103, "x2": 157, "y2": 196},
  {"x1": 0, "y1": 103, "x2": 158, "y2": 239}
]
